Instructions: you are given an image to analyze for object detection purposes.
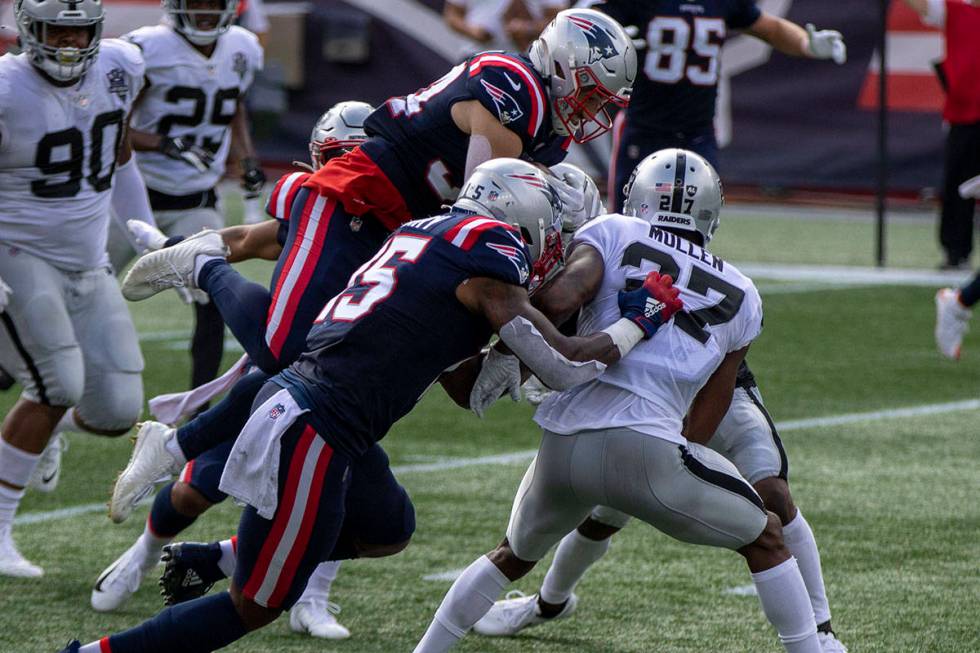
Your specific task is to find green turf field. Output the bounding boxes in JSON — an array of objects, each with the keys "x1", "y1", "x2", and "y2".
[{"x1": 2, "y1": 208, "x2": 979, "y2": 652}]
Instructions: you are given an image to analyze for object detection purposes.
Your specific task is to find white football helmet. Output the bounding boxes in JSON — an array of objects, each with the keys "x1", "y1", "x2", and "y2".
[
  {"x1": 622, "y1": 149, "x2": 724, "y2": 245},
  {"x1": 310, "y1": 101, "x2": 373, "y2": 169},
  {"x1": 454, "y1": 158, "x2": 564, "y2": 290},
  {"x1": 164, "y1": 0, "x2": 239, "y2": 46},
  {"x1": 14, "y1": 0, "x2": 104, "y2": 82},
  {"x1": 529, "y1": 8, "x2": 636, "y2": 143}
]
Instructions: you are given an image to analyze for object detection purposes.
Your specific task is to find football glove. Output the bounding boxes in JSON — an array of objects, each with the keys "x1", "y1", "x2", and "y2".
[
  {"x1": 552, "y1": 177, "x2": 589, "y2": 234},
  {"x1": 0, "y1": 276, "x2": 10, "y2": 313},
  {"x1": 522, "y1": 375, "x2": 553, "y2": 406},
  {"x1": 241, "y1": 157, "x2": 266, "y2": 199},
  {"x1": 469, "y1": 347, "x2": 522, "y2": 418},
  {"x1": 159, "y1": 137, "x2": 215, "y2": 173},
  {"x1": 806, "y1": 23, "x2": 846, "y2": 65},
  {"x1": 127, "y1": 219, "x2": 168, "y2": 253},
  {"x1": 618, "y1": 271, "x2": 683, "y2": 339}
]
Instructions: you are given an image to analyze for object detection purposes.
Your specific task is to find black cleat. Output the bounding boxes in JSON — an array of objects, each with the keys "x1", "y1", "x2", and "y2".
[
  {"x1": 58, "y1": 641, "x2": 81, "y2": 653},
  {"x1": 159, "y1": 542, "x2": 227, "y2": 606}
]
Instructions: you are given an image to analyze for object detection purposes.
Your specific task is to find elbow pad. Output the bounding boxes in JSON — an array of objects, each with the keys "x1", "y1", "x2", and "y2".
[{"x1": 498, "y1": 316, "x2": 605, "y2": 391}]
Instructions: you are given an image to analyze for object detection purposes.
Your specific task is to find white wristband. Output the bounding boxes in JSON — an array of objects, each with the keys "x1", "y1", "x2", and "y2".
[{"x1": 601, "y1": 318, "x2": 645, "y2": 358}]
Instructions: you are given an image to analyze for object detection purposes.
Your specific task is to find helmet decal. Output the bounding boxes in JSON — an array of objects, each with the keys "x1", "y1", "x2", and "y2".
[{"x1": 567, "y1": 15, "x2": 621, "y2": 65}]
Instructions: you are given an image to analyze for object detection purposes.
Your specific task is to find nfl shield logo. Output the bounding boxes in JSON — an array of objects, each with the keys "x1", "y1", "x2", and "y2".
[{"x1": 268, "y1": 403, "x2": 286, "y2": 419}]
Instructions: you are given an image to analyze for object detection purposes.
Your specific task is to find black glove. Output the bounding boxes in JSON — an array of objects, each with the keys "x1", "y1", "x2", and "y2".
[
  {"x1": 159, "y1": 137, "x2": 214, "y2": 173},
  {"x1": 240, "y1": 157, "x2": 266, "y2": 199}
]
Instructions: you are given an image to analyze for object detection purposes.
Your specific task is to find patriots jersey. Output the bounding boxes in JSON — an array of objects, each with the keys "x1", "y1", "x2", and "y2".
[
  {"x1": 534, "y1": 213, "x2": 762, "y2": 444},
  {"x1": 265, "y1": 170, "x2": 310, "y2": 246},
  {"x1": 592, "y1": 0, "x2": 761, "y2": 133},
  {"x1": 360, "y1": 51, "x2": 569, "y2": 220},
  {"x1": 0, "y1": 39, "x2": 144, "y2": 271},
  {"x1": 276, "y1": 210, "x2": 532, "y2": 456},
  {"x1": 125, "y1": 25, "x2": 263, "y2": 195}
]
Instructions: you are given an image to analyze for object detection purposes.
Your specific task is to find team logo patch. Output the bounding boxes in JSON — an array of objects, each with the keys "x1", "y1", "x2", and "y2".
[
  {"x1": 480, "y1": 79, "x2": 524, "y2": 125},
  {"x1": 686, "y1": 184, "x2": 698, "y2": 197},
  {"x1": 106, "y1": 68, "x2": 128, "y2": 99},
  {"x1": 267, "y1": 403, "x2": 286, "y2": 419},
  {"x1": 486, "y1": 242, "x2": 530, "y2": 284},
  {"x1": 233, "y1": 52, "x2": 248, "y2": 81},
  {"x1": 568, "y1": 15, "x2": 620, "y2": 64}
]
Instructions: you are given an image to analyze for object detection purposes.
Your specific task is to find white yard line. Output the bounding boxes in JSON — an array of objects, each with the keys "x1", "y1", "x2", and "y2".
[
  {"x1": 739, "y1": 262, "x2": 972, "y2": 288},
  {"x1": 15, "y1": 398, "x2": 980, "y2": 528}
]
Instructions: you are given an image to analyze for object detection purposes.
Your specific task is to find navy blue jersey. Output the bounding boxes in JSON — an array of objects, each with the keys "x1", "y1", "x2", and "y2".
[
  {"x1": 594, "y1": 0, "x2": 761, "y2": 133},
  {"x1": 275, "y1": 210, "x2": 532, "y2": 457},
  {"x1": 362, "y1": 52, "x2": 570, "y2": 220}
]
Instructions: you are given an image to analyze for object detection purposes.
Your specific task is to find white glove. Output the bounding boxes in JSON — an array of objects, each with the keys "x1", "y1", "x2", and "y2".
[
  {"x1": 469, "y1": 348, "x2": 522, "y2": 418},
  {"x1": 0, "y1": 277, "x2": 10, "y2": 313},
  {"x1": 522, "y1": 375, "x2": 553, "y2": 406},
  {"x1": 806, "y1": 23, "x2": 846, "y2": 65},
  {"x1": 959, "y1": 174, "x2": 980, "y2": 199},
  {"x1": 127, "y1": 219, "x2": 168, "y2": 253},
  {"x1": 552, "y1": 177, "x2": 589, "y2": 233}
]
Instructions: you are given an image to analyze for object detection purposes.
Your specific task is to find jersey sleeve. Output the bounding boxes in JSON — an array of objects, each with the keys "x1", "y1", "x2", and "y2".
[
  {"x1": 466, "y1": 54, "x2": 549, "y2": 145},
  {"x1": 101, "y1": 39, "x2": 147, "y2": 104},
  {"x1": 448, "y1": 218, "x2": 533, "y2": 287},
  {"x1": 265, "y1": 171, "x2": 311, "y2": 222},
  {"x1": 727, "y1": 280, "x2": 763, "y2": 353},
  {"x1": 571, "y1": 213, "x2": 626, "y2": 257},
  {"x1": 726, "y1": 0, "x2": 762, "y2": 29}
]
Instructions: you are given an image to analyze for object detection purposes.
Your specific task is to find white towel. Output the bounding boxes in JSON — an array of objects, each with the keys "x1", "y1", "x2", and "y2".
[
  {"x1": 218, "y1": 388, "x2": 309, "y2": 519},
  {"x1": 148, "y1": 354, "x2": 250, "y2": 424}
]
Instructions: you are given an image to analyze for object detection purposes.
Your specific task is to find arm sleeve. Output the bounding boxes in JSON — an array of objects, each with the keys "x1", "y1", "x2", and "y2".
[
  {"x1": 111, "y1": 157, "x2": 157, "y2": 232},
  {"x1": 466, "y1": 59, "x2": 547, "y2": 144},
  {"x1": 727, "y1": 0, "x2": 762, "y2": 29}
]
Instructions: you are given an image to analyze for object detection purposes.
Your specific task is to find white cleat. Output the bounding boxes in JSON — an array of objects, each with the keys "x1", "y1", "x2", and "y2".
[
  {"x1": 91, "y1": 540, "x2": 156, "y2": 612},
  {"x1": 28, "y1": 433, "x2": 68, "y2": 493},
  {"x1": 818, "y1": 631, "x2": 848, "y2": 652},
  {"x1": 935, "y1": 288, "x2": 971, "y2": 360},
  {"x1": 0, "y1": 526, "x2": 43, "y2": 578},
  {"x1": 109, "y1": 422, "x2": 182, "y2": 524},
  {"x1": 472, "y1": 591, "x2": 577, "y2": 637},
  {"x1": 289, "y1": 601, "x2": 351, "y2": 640},
  {"x1": 121, "y1": 229, "x2": 228, "y2": 301}
]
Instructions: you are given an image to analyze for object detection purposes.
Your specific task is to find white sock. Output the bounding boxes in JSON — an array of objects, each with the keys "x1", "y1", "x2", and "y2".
[
  {"x1": 782, "y1": 511, "x2": 831, "y2": 626},
  {"x1": 78, "y1": 641, "x2": 103, "y2": 653},
  {"x1": 0, "y1": 484, "x2": 25, "y2": 531},
  {"x1": 751, "y1": 557, "x2": 821, "y2": 653},
  {"x1": 54, "y1": 409, "x2": 80, "y2": 435},
  {"x1": 137, "y1": 519, "x2": 172, "y2": 567},
  {"x1": 414, "y1": 555, "x2": 510, "y2": 653},
  {"x1": 539, "y1": 530, "x2": 610, "y2": 604},
  {"x1": 297, "y1": 560, "x2": 341, "y2": 606},
  {"x1": 217, "y1": 537, "x2": 237, "y2": 577},
  {"x1": 0, "y1": 438, "x2": 40, "y2": 493},
  {"x1": 164, "y1": 433, "x2": 188, "y2": 467},
  {"x1": 193, "y1": 254, "x2": 225, "y2": 286}
]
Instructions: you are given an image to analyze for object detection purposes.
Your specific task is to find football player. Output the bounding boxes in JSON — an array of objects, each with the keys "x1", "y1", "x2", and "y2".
[
  {"x1": 468, "y1": 151, "x2": 847, "y2": 652},
  {"x1": 0, "y1": 0, "x2": 153, "y2": 577},
  {"x1": 90, "y1": 102, "x2": 372, "y2": 640},
  {"x1": 591, "y1": 0, "x2": 845, "y2": 210},
  {"x1": 106, "y1": 0, "x2": 265, "y2": 393},
  {"x1": 415, "y1": 150, "x2": 824, "y2": 653},
  {"x1": 59, "y1": 158, "x2": 682, "y2": 653}
]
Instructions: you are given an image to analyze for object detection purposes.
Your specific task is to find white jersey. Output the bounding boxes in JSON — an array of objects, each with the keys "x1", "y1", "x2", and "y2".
[
  {"x1": 0, "y1": 40, "x2": 144, "y2": 271},
  {"x1": 126, "y1": 25, "x2": 263, "y2": 195},
  {"x1": 534, "y1": 214, "x2": 763, "y2": 445}
]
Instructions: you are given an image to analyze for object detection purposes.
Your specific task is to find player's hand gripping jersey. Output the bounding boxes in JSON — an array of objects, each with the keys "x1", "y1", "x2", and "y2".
[
  {"x1": 124, "y1": 25, "x2": 263, "y2": 195},
  {"x1": 594, "y1": 0, "x2": 760, "y2": 133},
  {"x1": 0, "y1": 39, "x2": 144, "y2": 270},
  {"x1": 535, "y1": 214, "x2": 763, "y2": 442},
  {"x1": 309, "y1": 52, "x2": 568, "y2": 229},
  {"x1": 276, "y1": 210, "x2": 532, "y2": 457}
]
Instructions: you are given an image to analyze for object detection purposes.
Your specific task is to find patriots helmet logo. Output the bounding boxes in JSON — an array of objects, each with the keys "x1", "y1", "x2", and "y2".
[
  {"x1": 568, "y1": 15, "x2": 620, "y2": 64},
  {"x1": 480, "y1": 79, "x2": 524, "y2": 125}
]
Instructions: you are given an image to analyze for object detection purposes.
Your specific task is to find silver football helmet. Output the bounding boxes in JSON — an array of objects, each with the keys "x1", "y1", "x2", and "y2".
[
  {"x1": 14, "y1": 0, "x2": 104, "y2": 82},
  {"x1": 622, "y1": 149, "x2": 724, "y2": 245},
  {"x1": 454, "y1": 158, "x2": 564, "y2": 290},
  {"x1": 309, "y1": 101, "x2": 373, "y2": 169},
  {"x1": 164, "y1": 0, "x2": 239, "y2": 46},
  {"x1": 529, "y1": 8, "x2": 636, "y2": 143}
]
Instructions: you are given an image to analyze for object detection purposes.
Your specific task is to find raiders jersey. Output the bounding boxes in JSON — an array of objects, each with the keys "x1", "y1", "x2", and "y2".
[
  {"x1": 534, "y1": 214, "x2": 763, "y2": 444},
  {"x1": 0, "y1": 39, "x2": 144, "y2": 271},
  {"x1": 125, "y1": 24, "x2": 263, "y2": 195},
  {"x1": 592, "y1": 0, "x2": 761, "y2": 133}
]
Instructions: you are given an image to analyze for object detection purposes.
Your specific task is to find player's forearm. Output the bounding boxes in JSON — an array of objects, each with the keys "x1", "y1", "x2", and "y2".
[
  {"x1": 229, "y1": 103, "x2": 258, "y2": 167},
  {"x1": 219, "y1": 222, "x2": 281, "y2": 262},
  {"x1": 129, "y1": 128, "x2": 163, "y2": 152},
  {"x1": 748, "y1": 14, "x2": 810, "y2": 58}
]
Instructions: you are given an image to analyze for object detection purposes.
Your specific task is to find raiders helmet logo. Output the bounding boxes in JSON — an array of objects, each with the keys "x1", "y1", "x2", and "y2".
[{"x1": 686, "y1": 184, "x2": 698, "y2": 197}]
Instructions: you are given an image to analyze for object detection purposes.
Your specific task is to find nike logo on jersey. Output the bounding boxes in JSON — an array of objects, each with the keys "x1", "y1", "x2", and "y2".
[{"x1": 503, "y1": 73, "x2": 522, "y2": 91}]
